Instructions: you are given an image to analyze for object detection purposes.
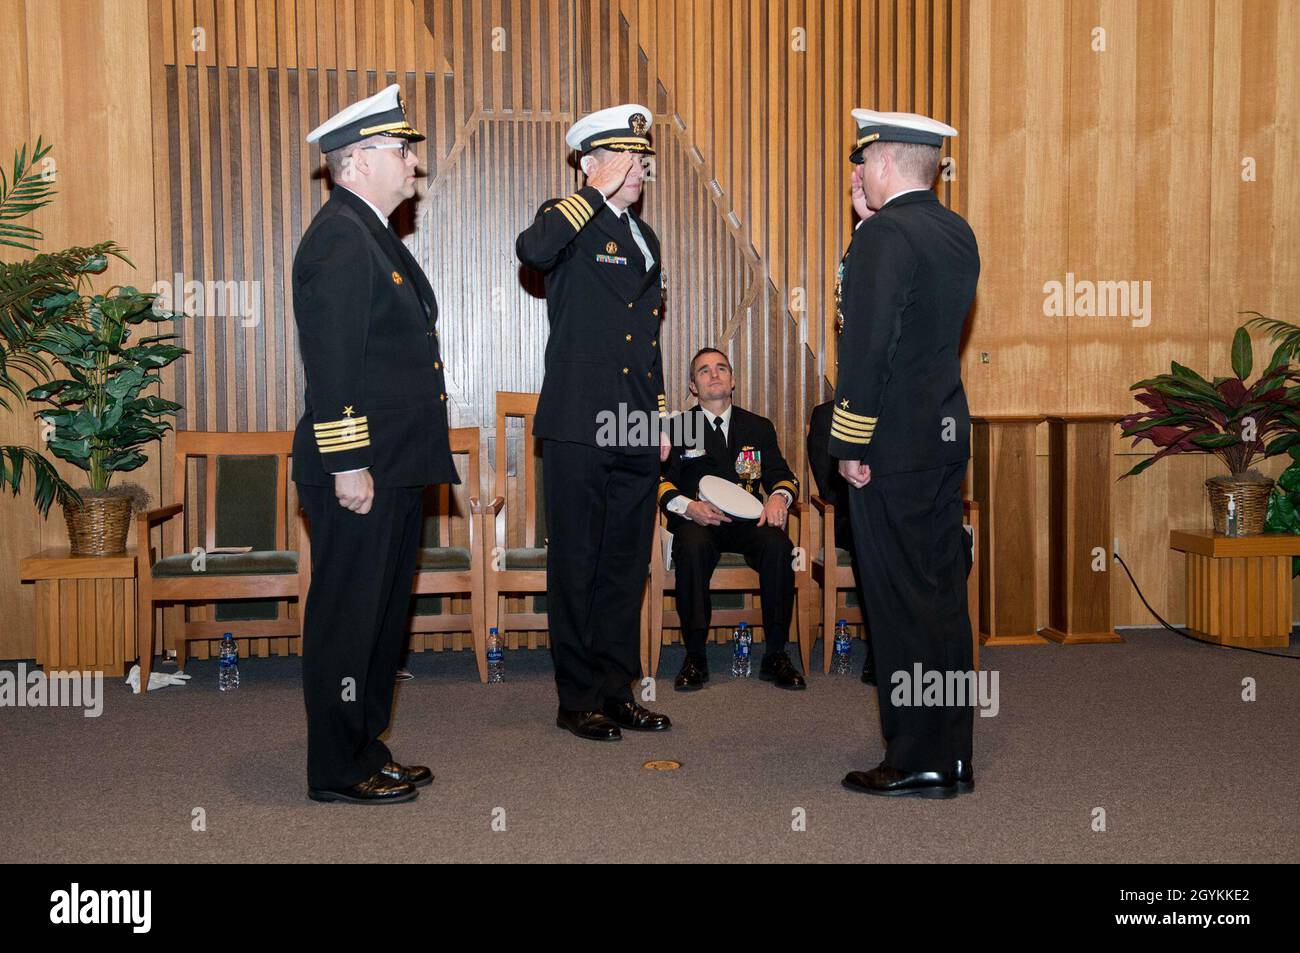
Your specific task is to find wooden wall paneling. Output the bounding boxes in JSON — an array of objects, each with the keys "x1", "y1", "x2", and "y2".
[
  {"x1": 1, "y1": 0, "x2": 158, "y2": 661},
  {"x1": 0, "y1": 0, "x2": 38, "y2": 662}
]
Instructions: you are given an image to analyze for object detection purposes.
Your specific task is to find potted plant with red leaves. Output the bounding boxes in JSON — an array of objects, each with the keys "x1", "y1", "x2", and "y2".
[{"x1": 1118, "y1": 325, "x2": 1300, "y2": 536}]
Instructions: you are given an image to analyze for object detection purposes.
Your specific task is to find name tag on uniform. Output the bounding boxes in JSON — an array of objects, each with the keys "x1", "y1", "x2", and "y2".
[{"x1": 683, "y1": 448, "x2": 706, "y2": 459}]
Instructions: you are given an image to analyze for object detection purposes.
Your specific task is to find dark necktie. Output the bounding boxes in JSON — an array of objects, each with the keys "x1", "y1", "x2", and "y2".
[
  {"x1": 706, "y1": 415, "x2": 727, "y2": 462},
  {"x1": 618, "y1": 212, "x2": 647, "y2": 271}
]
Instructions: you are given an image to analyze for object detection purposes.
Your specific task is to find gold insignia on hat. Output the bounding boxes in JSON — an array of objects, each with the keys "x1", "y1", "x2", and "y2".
[
  {"x1": 606, "y1": 241, "x2": 618, "y2": 254},
  {"x1": 629, "y1": 112, "x2": 649, "y2": 136},
  {"x1": 392, "y1": 271, "x2": 403, "y2": 285}
]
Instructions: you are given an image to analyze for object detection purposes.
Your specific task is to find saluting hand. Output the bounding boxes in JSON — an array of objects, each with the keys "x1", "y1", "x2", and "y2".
[
  {"x1": 851, "y1": 165, "x2": 874, "y2": 223},
  {"x1": 588, "y1": 153, "x2": 635, "y2": 198},
  {"x1": 334, "y1": 469, "x2": 375, "y2": 514}
]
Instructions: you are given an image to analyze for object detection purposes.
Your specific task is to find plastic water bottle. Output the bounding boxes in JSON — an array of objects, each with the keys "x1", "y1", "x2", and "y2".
[
  {"x1": 218, "y1": 632, "x2": 240, "y2": 691},
  {"x1": 730, "y1": 623, "x2": 752, "y2": 678},
  {"x1": 1225, "y1": 493, "x2": 1239, "y2": 537},
  {"x1": 831, "y1": 619, "x2": 852, "y2": 675},
  {"x1": 486, "y1": 627, "x2": 504, "y2": 683}
]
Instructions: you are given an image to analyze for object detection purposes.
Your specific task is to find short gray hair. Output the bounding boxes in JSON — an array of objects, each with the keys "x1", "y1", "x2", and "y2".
[
  {"x1": 324, "y1": 136, "x2": 381, "y2": 183},
  {"x1": 879, "y1": 141, "x2": 941, "y2": 186}
]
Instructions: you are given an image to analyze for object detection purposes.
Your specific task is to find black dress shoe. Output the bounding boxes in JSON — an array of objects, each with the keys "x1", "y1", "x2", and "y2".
[
  {"x1": 674, "y1": 657, "x2": 709, "y2": 692},
  {"x1": 602, "y1": 700, "x2": 672, "y2": 732},
  {"x1": 308, "y1": 770, "x2": 419, "y2": 805},
  {"x1": 759, "y1": 651, "x2": 807, "y2": 690},
  {"x1": 556, "y1": 708, "x2": 622, "y2": 741},
  {"x1": 954, "y1": 759, "x2": 974, "y2": 793},
  {"x1": 379, "y1": 760, "x2": 434, "y2": 788},
  {"x1": 841, "y1": 763, "x2": 958, "y2": 799},
  {"x1": 861, "y1": 659, "x2": 876, "y2": 685}
]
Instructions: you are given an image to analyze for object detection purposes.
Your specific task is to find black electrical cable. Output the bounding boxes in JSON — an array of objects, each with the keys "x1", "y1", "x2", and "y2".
[{"x1": 1113, "y1": 551, "x2": 1300, "y2": 660}]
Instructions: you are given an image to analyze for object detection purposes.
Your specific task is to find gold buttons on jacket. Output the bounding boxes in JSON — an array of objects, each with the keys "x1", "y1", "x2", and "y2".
[
  {"x1": 627, "y1": 302, "x2": 634, "y2": 309},
  {"x1": 646, "y1": 372, "x2": 652, "y2": 379},
  {"x1": 434, "y1": 361, "x2": 441, "y2": 369},
  {"x1": 622, "y1": 367, "x2": 629, "y2": 374},
  {"x1": 625, "y1": 334, "x2": 632, "y2": 342},
  {"x1": 440, "y1": 393, "x2": 447, "y2": 401},
  {"x1": 651, "y1": 339, "x2": 657, "y2": 347},
  {"x1": 653, "y1": 308, "x2": 659, "y2": 316}
]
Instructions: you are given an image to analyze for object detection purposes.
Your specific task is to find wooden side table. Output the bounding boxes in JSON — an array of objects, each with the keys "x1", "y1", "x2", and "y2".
[
  {"x1": 972, "y1": 415, "x2": 1048, "y2": 645},
  {"x1": 1042, "y1": 415, "x2": 1124, "y2": 644},
  {"x1": 19, "y1": 548, "x2": 138, "y2": 677},
  {"x1": 1169, "y1": 530, "x2": 1300, "y2": 649}
]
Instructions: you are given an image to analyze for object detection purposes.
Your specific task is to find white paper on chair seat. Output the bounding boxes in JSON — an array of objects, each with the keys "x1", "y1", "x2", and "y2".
[{"x1": 698, "y1": 475, "x2": 764, "y2": 520}]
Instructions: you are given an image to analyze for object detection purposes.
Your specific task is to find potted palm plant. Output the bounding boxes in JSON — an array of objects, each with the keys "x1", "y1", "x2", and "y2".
[
  {"x1": 1118, "y1": 325, "x2": 1300, "y2": 536},
  {"x1": 1, "y1": 139, "x2": 186, "y2": 554}
]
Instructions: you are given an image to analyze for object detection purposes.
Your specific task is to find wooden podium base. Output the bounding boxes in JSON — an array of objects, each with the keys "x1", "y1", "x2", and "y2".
[
  {"x1": 1039, "y1": 626, "x2": 1124, "y2": 645},
  {"x1": 981, "y1": 630, "x2": 1049, "y2": 646}
]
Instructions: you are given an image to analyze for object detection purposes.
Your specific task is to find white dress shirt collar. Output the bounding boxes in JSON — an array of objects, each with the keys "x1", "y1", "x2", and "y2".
[{"x1": 339, "y1": 186, "x2": 391, "y2": 227}]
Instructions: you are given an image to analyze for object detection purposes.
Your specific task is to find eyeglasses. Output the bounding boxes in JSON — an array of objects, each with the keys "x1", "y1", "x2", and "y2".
[{"x1": 361, "y1": 142, "x2": 414, "y2": 159}]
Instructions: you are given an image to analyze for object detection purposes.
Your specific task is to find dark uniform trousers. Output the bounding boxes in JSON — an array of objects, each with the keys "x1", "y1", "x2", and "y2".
[
  {"x1": 672, "y1": 520, "x2": 794, "y2": 660},
  {"x1": 299, "y1": 483, "x2": 424, "y2": 789},
  {"x1": 543, "y1": 439, "x2": 659, "y2": 711},
  {"x1": 848, "y1": 461, "x2": 974, "y2": 772}
]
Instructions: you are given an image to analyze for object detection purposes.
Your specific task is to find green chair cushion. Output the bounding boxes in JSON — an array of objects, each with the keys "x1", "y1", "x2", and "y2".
[
  {"x1": 504, "y1": 547, "x2": 547, "y2": 570},
  {"x1": 416, "y1": 547, "x2": 471, "y2": 572},
  {"x1": 152, "y1": 551, "x2": 298, "y2": 576},
  {"x1": 816, "y1": 547, "x2": 855, "y2": 565}
]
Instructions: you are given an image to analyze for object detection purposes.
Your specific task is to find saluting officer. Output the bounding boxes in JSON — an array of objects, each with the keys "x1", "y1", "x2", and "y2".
[
  {"x1": 516, "y1": 104, "x2": 672, "y2": 742},
  {"x1": 830, "y1": 109, "x2": 980, "y2": 799},
  {"x1": 294, "y1": 85, "x2": 458, "y2": 804},
  {"x1": 659, "y1": 348, "x2": 805, "y2": 691}
]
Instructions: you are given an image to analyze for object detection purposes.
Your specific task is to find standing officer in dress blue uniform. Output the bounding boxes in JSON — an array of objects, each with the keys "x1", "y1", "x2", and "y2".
[
  {"x1": 294, "y1": 85, "x2": 458, "y2": 804},
  {"x1": 516, "y1": 104, "x2": 673, "y2": 741},
  {"x1": 830, "y1": 109, "x2": 980, "y2": 799}
]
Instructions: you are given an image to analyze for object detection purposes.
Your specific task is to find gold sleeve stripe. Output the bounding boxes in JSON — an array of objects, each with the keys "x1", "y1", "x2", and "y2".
[
  {"x1": 318, "y1": 438, "x2": 371, "y2": 453},
  {"x1": 558, "y1": 194, "x2": 592, "y2": 224},
  {"x1": 830, "y1": 425, "x2": 872, "y2": 445},
  {"x1": 314, "y1": 416, "x2": 369, "y2": 432},
  {"x1": 316, "y1": 430, "x2": 370, "y2": 447},
  {"x1": 568, "y1": 192, "x2": 595, "y2": 219},
  {"x1": 833, "y1": 406, "x2": 878, "y2": 425},
  {"x1": 772, "y1": 480, "x2": 799, "y2": 496},
  {"x1": 657, "y1": 481, "x2": 679, "y2": 502},
  {"x1": 832, "y1": 420, "x2": 876, "y2": 437},
  {"x1": 552, "y1": 200, "x2": 582, "y2": 230}
]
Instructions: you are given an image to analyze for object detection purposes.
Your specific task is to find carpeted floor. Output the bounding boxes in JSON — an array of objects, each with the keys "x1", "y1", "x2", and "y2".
[{"x1": 1, "y1": 628, "x2": 1296, "y2": 863}]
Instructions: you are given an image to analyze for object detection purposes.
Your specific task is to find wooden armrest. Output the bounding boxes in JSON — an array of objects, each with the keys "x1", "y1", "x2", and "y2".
[
  {"x1": 810, "y1": 494, "x2": 833, "y2": 515},
  {"x1": 137, "y1": 503, "x2": 183, "y2": 526},
  {"x1": 481, "y1": 495, "x2": 505, "y2": 516}
]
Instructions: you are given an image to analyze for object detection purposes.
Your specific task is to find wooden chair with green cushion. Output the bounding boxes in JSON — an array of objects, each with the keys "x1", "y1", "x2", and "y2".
[
  {"x1": 645, "y1": 503, "x2": 812, "y2": 678},
  {"x1": 408, "y1": 427, "x2": 489, "y2": 681},
  {"x1": 135, "y1": 431, "x2": 308, "y2": 689},
  {"x1": 805, "y1": 452, "x2": 982, "y2": 673},
  {"x1": 480, "y1": 393, "x2": 552, "y2": 653}
]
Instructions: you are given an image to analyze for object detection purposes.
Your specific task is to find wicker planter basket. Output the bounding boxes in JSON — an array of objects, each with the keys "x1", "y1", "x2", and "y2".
[
  {"x1": 1206, "y1": 474, "x2": 1274, "y2": 537},
  {"x1": 63, "y1": 494, "x2": 133, "y2": 556}
]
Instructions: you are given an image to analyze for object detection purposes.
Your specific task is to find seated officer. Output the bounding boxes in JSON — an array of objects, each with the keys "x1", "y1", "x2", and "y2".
[{"x1": 659, "y1": 348, "x2": 806, "y2": 691}]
